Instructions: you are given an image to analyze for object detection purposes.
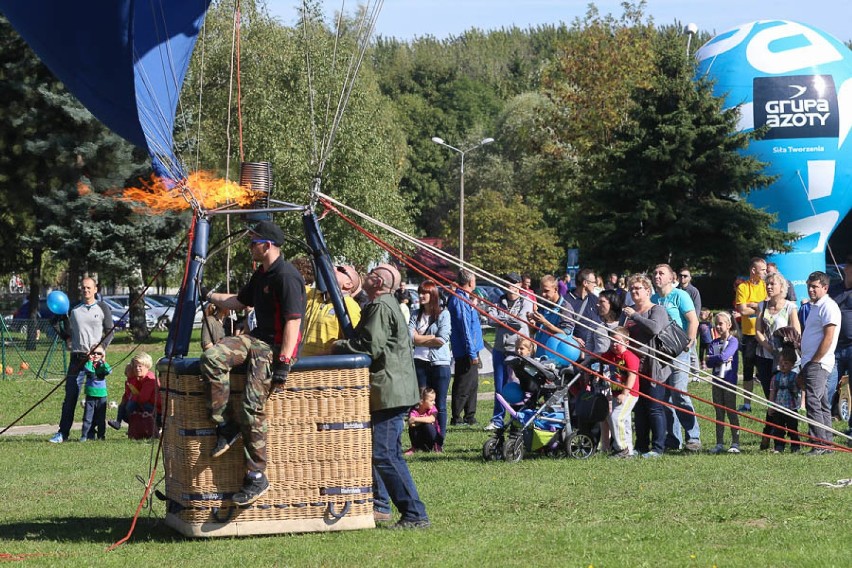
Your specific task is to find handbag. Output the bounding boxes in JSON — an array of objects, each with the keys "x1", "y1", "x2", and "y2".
[{"x1": 653, "y1": 317, "x2": 690, "y2": 360}]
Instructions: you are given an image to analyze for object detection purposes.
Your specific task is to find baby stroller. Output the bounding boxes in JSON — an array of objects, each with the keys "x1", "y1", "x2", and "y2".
[{"x1": 482, "y1": 354, "x2": 597, "y2": 462}]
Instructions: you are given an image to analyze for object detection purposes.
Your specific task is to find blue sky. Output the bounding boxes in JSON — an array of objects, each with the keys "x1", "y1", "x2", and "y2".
[{"x1": 265, "y1": 0, "x2": 852, "y2": 44}]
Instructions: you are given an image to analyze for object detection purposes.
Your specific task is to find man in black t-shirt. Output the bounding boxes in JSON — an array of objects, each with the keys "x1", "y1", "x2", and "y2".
[{"x1": 201, "y1": 220, "x2": 306, "y2": 505}]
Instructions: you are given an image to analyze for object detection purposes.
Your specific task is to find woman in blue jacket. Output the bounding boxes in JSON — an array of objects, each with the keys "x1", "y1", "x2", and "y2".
[{"x1": 409, "y1": 280, "x2": 452, "y2": 450}]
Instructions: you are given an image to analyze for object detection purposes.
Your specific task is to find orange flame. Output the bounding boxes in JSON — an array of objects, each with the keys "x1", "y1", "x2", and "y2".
[
  {"x1": 118, "y1": 171, "x2": 262, "y2": 212},
  {"x1": 77, "y1": 180, "x2": 91, "y2": 196}
]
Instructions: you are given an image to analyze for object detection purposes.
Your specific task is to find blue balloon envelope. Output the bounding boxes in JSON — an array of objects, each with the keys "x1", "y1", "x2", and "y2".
[
  {"x1": 696, "y1": 21, "x2": 852, "y2": 299},
  {"x1": 46, "y1": 290, "x2": 70, "y2": 315},
  {"x1": 544, "y1": 333, "x2": 582, "y2": 366}
]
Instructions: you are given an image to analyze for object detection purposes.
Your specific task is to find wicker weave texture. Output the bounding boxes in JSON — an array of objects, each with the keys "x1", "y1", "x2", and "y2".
[{"x1": 160, "y1": 364, "x2": 374, "y2": 534}]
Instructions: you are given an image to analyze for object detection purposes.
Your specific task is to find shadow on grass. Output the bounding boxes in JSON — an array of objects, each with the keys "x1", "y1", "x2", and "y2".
[{"x1": 0, "y1": 516, "x2": 180, "y2": 543}]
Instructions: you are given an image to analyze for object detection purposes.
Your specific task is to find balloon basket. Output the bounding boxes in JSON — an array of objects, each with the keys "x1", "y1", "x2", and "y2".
[{"x1": 158, "y1": 355, "x2": 375, "y2": 537}]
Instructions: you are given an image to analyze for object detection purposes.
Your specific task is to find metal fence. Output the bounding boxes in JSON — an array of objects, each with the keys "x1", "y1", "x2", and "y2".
[{"x1": 0, "y1": 318, "x2": 69, "y2": 380}]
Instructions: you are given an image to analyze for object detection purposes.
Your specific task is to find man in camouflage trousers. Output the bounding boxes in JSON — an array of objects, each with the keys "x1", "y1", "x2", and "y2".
[{"x1": 201, "y1": 220, "x2": 305, "y2": 505}]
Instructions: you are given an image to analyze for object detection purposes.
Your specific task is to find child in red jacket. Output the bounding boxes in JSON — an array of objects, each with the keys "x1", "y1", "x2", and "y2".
[{"x1": 108, "y1": 352, "x2": 160, "y2": 431}]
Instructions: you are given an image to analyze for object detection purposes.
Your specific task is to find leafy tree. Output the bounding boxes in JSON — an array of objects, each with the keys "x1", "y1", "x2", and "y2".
[
  {"x1": 535, "y1": 2, "x2": 657, "y2": 251},
  {"x1": 179, "y1": 0, "x2": 413, "y2": 275},
  {"x1": 441, "y1": 190, "x2": 562, "y2": 276},
  {"x1": 373, "y1": 26, "x2": 566, "y2": 236},
  {"x1": 1, "y1": 13, "x2": 186, "y2": 339},
  {"x1": 572, "y1": 28, "x2": 795, "y2": 276}
]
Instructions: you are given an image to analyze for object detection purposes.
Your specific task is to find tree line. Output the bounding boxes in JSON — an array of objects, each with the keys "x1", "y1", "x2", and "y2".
[{"x1": 0, "y1": 0, "x2": 805, "y2": 333}]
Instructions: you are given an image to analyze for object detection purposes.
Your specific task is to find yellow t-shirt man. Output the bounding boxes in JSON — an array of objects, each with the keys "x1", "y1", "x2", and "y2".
[
  {"x1": 735, "y1": 280, "x2": 767, "y2": 336},
  {"x1": 301, "y1": 287, "x2": 362, "y2": 357}
]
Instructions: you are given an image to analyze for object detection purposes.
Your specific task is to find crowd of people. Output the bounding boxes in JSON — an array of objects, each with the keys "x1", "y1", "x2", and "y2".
[
  {"x1": 300, "y1": 254, "x2": 851, "y2": 459},
  {"x1": 45, "y1": 224, "x2": 852, "y2": 525}
]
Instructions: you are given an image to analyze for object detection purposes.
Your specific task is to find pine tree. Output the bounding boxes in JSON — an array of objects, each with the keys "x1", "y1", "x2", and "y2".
[{"x1": 573, "y1": 28, "x2": 795, "y2": 276}]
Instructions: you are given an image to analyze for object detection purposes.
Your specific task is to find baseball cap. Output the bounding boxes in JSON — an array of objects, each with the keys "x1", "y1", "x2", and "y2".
[{"x1": 247, "y1": 220, "x2": 285, "y2": 246}]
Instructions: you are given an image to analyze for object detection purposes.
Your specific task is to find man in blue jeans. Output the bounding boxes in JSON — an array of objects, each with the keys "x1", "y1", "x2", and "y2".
[
  {"x1": 335, "y1": 263, "x2": 429, "y2": 529},
  {"x1": 49, "y1": 278, "x2": 113, "y2": 443},
  {"x1": 800, "y1": 271, "x2": 841, "y2": 454},
  {"x1": 651, "y1": 264, "x2": 701, "y2": 452}
]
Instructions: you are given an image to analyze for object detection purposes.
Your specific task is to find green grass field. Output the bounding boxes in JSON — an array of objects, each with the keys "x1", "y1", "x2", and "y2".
[{"x1": 2, "y1": 334, "x2": 852, "y2": 566}]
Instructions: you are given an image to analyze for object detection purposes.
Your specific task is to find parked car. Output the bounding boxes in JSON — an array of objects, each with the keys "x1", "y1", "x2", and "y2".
[
  {"x1": 99, "y1": 297, "x2": 131, "y2": 330},
  {"x1": 148, "y1": 293, "x2": 203, "y2": 328},
  {"x1": 104, "y1": 295, "x2": 171, "y2": 330}
]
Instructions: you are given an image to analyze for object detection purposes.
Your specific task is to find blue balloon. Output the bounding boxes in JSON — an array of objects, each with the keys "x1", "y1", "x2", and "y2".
[
  {"x1": 0, "y1": 1, "x2": 211, "y2": 180},
  {"x1": 502, "y1": 382, "x2": 525, "y2": 405},
  {"x1": 696, "y1": 21, "x2": 852, "y2": 300},
  {"x1": 46, "y1": 290, "x2": 70, "y2": 315},
  {"x1": 544, "y1": 333, "x2": 582, "y2": 366}
]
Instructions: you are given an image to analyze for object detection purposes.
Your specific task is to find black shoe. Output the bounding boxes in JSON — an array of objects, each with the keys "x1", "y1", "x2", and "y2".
[
  {"x1": 232, "y1": 472, "x2": 269, "y2": 505},
  {"x1": 210, "y1": 423, "x2": 240, "y2": 458},
  {"x1": 108, "y1": 420, "x2": 121, "y2": 431},
  {"x1": 388, "y1": 518, "x2": 431, "y2": 530}
]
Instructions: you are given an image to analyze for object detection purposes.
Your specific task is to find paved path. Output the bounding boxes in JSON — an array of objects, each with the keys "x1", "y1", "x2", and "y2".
[{"x1": 2, "y1": 422, "x2": 81, "y2": 437}]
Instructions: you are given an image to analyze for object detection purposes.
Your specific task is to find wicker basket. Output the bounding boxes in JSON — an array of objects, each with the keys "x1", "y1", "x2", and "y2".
[{"x1": 158, "y1": 356, "x2": 375, "y2": 537}]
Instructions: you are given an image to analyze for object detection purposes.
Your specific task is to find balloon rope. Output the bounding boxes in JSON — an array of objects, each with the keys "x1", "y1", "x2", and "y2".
[
  {"x1": 235, "y1": 0, "x2": 245, "y2": 162},
  {"x1": 224, "y1": 0, "x2": 239, "y2": 182},
  {"x1": 194, "y1": 13, "x2": 208, "y2": 172},
  {"x1": 319, "y1": 195, "x2": 851, "y2": 451},
  {"x1": 107, "y1": 218, "x2": 199, "y2": 552}
]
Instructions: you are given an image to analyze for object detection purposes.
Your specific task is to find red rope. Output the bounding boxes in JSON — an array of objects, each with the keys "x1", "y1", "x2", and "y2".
[
  {"x1": 321, "y1": 198, "x2": 851, "y2": 453},
  {"x1": 107, "y1": 218, "x2": 198, "y2": 551}
]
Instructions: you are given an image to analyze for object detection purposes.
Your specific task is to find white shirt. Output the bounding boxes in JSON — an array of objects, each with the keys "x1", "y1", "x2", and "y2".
[{"x1": 800, "y1": 294, "x2": 841, "y2": 372}]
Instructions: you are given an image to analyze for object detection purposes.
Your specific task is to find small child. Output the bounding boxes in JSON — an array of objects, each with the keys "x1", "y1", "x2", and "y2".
[
  {"x1": 80, "y1": 348, "x2": 112, "y2": 441},
  {"x1": 515, "y1": 337, "x2": 534, "y2": 358},
  {"x1": 108, "y1": 352, "x2": 160, "y2": 437},
  {"x1": 406, "y1": 388, "x2": 439, "y2": 454},
  {"x1": 766, "y1": 346, "x2": 801, "y2": 453},
  {"x1": 697, "y1": 307, "x2": 715, "y2": 369},
  {"x1": 600, "y1": 326, "x2": 639, "y2": 458},
  {"x1": 705, "y1": 312, "x2": 741, "y2": 454}
]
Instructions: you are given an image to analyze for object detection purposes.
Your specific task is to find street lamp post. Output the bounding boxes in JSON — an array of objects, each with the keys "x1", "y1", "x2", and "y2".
[
  {"x1": 431, "y1": 136, "x2": 494, "y2": 263},
  {"x1": 684, "y1": 22, "x2": 698, "y2": 58}
]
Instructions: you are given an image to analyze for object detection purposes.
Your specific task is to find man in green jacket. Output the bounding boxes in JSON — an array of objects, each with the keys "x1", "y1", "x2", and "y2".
[{"x1": 335, "y1": 263, "x2": 430, "y2": 529}]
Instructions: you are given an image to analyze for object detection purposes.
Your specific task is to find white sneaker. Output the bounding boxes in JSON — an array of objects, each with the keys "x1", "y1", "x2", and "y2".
[
  {"x1": 48, "y1": 432, "x2": 64, "y2": 444},
  {"x1": 728, "y1": 445, "x2": 741, "y2": 454},
  {"x1": 484, "y1": 422, "x2": 499, "y2": 431}
]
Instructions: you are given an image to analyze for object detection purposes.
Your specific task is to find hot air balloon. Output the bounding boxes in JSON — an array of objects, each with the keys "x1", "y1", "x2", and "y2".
[
  {"x1": 0, "y1": 1, "x2": 210, "y2": 181},
  {"x1": 696, "y1": 20, "x2": 852, "y2": 299}
]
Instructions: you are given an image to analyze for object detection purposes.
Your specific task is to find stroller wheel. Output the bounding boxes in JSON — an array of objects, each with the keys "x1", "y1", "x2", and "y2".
[
  {"x1": 482, "y1": 436, "x2": 503, "y2": 461},
  {"x1": 565, "y1": 431, "x2": 596, "y2": 460},
  {"x1": 503, "y1": 435, "x2": 525, "y2": 463}
]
